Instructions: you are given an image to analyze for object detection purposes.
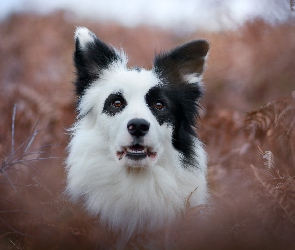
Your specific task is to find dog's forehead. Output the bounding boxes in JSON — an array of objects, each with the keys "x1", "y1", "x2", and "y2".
[{"x1": 102, "y1": 67, "x2": 159, "y2": 97}]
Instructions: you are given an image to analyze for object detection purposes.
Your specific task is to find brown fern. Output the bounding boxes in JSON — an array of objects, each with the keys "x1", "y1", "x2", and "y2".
[
  {"x1": 246, "y1": 92, "x2": 295, "y2": 175},
  {"x1": 0, "y1": 105, "x2": 62, "y2": 249},
  {"x1": 252, "y1": 149, "x2": 295, "y2": 225}
]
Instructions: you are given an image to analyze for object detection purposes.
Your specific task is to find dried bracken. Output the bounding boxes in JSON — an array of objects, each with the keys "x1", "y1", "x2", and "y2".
[
  {"x1": 252, "y1": 149, "x2": 295, "y2": 225},
  {"x1": 1, "y1": 12, "x2": 295, "y2": 249},
  {"x1": 246, "y1": 93, "x2": 295, "y2": 175}
]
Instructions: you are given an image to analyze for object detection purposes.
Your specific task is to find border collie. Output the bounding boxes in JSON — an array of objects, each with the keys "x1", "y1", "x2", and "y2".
[{"x1": 66, "y1": 27, "x2": 209, "y2": 240}]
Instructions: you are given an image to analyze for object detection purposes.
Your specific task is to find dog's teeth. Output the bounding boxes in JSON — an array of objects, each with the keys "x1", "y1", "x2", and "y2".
[{"x1": 126, "y1": 146, "x2": 147, "y2": 154}]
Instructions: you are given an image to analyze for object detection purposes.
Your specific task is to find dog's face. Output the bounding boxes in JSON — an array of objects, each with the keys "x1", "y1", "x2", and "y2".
[
  {"x1": 81, "y1": 66, "x2": 167, "y2": 169},
  {"x1": 73, "y1": 27, "x2": 209, "y2": 170}
]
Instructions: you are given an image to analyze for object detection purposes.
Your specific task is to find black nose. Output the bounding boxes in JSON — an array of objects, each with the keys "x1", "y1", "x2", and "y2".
[{"x1": 127, "y1": 119, "x2": 150, "y2": 137}]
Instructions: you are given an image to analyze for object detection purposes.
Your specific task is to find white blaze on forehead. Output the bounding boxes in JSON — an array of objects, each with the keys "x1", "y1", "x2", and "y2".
[
  {"x1": 101, "y1": 67, "x2": 159, "y2": 99},
  {"x1": 74, "y1": 27, "x2": 96, "y2": 49},
  {"x1": 78, "y1": 66, "x2": 160, "y2": 117}
]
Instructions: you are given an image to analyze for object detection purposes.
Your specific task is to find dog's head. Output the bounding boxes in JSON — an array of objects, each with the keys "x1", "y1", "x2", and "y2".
[
  {"x1": 73, "y1": 27, "x2": 209, "y2": 170},
  {"x1": 67, "y1": 27, "x2": 209, "y2": 236}
]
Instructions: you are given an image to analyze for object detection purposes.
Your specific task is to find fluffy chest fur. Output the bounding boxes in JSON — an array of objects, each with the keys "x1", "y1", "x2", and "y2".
[{"x1": 66, "y1": 27, "x2": 209, "y2": 239}]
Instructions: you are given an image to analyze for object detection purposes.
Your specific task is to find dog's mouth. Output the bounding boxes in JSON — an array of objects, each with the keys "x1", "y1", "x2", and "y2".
[{"x1": 117, "y1": 144, "x2": 157, "y2": 161}]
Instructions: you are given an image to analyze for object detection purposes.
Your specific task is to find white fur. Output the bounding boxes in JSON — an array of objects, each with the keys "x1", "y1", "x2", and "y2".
[
  {"x1": 74, "y1": 27, "x2": 96, "y2": 49},
  {"x1": 66, "y1": 42, "x2": 208, "y2": 239},
  {"x1": 183, "y1": 73, "x2": 203, "y2": 85}
]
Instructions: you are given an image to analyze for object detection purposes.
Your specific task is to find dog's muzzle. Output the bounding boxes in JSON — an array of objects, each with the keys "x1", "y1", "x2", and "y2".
[{"x1": 116, "y1": 118, "x2": 157, "y2": 162}]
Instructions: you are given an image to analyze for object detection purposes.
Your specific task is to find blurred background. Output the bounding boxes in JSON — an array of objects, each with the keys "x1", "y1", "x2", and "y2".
[
  {"x1": 0, "y1": 0, "x2": 293, "y2": 31},
  {"x1": 0, "y1": 1, "x2": 295, "y2": 249}
]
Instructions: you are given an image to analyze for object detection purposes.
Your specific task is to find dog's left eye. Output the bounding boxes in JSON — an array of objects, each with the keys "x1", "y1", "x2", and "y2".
[
  {"x1": 155, "y1": 101, "x2": 164, "y2": 110},
  {"x1": 113, "y1": 99, "x2": 123, "y2": 108}
]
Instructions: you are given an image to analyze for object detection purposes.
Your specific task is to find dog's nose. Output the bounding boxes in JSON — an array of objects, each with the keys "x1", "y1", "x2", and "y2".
[{"x1": 127, "y1": 119, "x2": 150, "y2": 137}]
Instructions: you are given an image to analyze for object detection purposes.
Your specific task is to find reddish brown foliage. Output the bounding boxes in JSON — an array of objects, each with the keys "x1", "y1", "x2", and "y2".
[
  {"x1": 0, "y1": 12, "x2": 294, "y2": 249},
  {"x1": 195, "y1": 92, "x2": 295, "y2": 250}
]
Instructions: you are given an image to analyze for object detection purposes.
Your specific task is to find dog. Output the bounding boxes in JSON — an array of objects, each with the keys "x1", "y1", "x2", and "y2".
[{"x1": 66, "y1": 27, "x2": 209, "y2": 241}]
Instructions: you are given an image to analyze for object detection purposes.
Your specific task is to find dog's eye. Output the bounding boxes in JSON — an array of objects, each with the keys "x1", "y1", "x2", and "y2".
[
  {"x1": 155, "y1": 101, "x2": 164, "y2": 110},
  {"x1": 103, "y1": 93, "x2": 126, "y2": 116},
  {"x1": 113, "y1": 99, "x2": 123, "y2": 108}
]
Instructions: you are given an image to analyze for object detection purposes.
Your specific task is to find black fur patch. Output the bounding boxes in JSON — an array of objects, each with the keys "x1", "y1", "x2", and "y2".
[
  {"x1": 154, "y1": 40, "x2": 209, "y2": 86},
  {"x1": 151, "y1": 40, "x2": 209, "y2": 168},
  {"x1": 102, "y1": 92, "x2": 127, "y2": 116},
  {"x1": 145, "y1": 84, "x2": 202, "y2": 168},
  {"x1": 74, "y1": 33, "x2": 121, "y2": 97}
]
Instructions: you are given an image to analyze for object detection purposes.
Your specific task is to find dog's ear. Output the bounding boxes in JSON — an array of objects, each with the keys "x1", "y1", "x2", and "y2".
[
  {"x1": 153, "y1": 40, "x2": 209, "y2": 86},
  {"x1": 73, "y1": 27, "x2": 122, "y2": 96}
]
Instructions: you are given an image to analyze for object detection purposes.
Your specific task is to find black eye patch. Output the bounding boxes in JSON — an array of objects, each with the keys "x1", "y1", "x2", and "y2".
[
  {"x1": 145, "y1": 83, "x2": 202, "y2": 168},
  {"x1": 102, "y1": 92, "x2": 127, "y2": 116},
  {"x1": 145, "y1": 86, "x2": 174, "y2": 126}
]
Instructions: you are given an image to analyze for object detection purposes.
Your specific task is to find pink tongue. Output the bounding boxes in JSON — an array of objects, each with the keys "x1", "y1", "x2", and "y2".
[{"x1": 130, "y1": 145, "x2": 145, "y2": 151}]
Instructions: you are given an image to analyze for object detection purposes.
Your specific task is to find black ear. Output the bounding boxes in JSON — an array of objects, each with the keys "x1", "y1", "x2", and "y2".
[
  {"x1": 73, "y1": 27, "x2": 121, "y2": 96},
  {"x1": 153, "y1": 40, "x2": 209, "y2": 85}
]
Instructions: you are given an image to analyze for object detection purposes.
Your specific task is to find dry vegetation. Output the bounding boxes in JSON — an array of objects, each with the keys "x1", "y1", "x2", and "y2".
[{"x1": 0, "y1": 12, "x2": 294, "y2": 249}]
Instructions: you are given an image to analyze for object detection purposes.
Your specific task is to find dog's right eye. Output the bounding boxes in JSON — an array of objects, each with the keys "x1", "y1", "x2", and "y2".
[{"x1": 103, "y1": 93, "x2": 127, "y2": 116}]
